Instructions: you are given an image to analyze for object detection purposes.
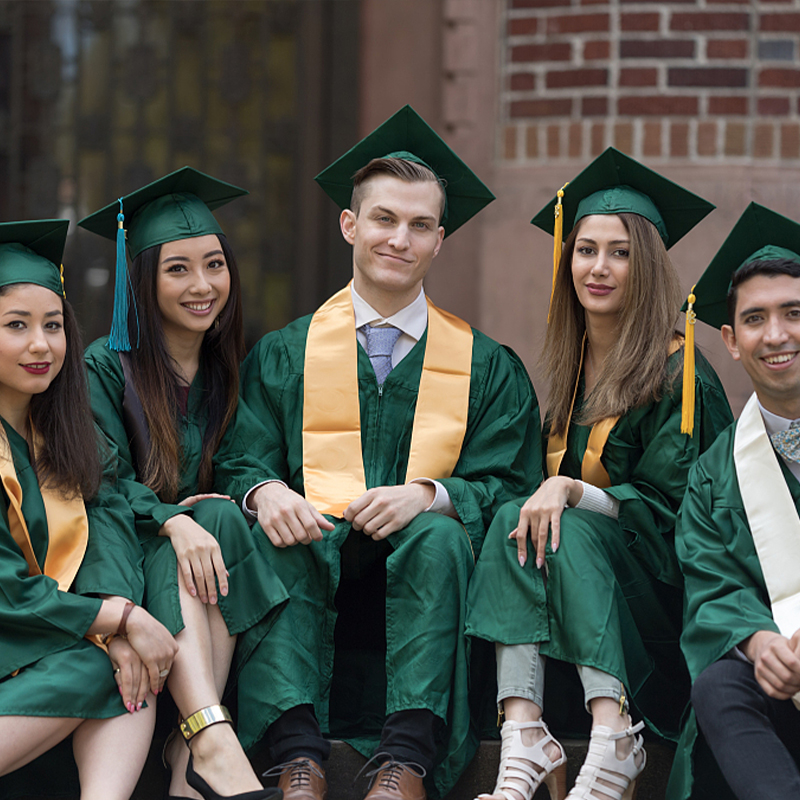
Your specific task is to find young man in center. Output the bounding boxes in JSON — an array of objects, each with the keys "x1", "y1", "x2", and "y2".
[{"x1": 234, "y1": 106, "x2": 540, "y2": 800}]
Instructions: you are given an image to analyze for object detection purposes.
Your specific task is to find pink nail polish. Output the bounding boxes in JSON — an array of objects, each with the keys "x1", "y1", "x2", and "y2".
[
  {"x1": 536, "y1": 557, "x2": 544, "y2": 569},
  {"x1": 137, "y1": 702, "x2": 142, "y2": 711},
  {"x1": 518, "y1": 555, "x2": 526, "y2": 567}
]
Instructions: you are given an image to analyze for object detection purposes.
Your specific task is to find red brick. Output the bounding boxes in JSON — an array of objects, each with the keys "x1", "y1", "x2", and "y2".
[
  {"x1": 760, "y1": 69, "x2": 800, "y2": 88},
  {"x1": 620, "y1": 39, "x2": 695, "y2": 58},
  {"x1": 582, "y1": 97, "x2": 608, "y2": 116},
  {"x1": 620, "y1": 67, "x2": 658, "y2": 87},
  {"x1": 510, "y1": 99, "x2": 573, "y2": 117},
  {"x1": 707, "y1": 0, "x2": 749, "y2": 4},
  {"x1": 613, "y1": 123, "x2": 633, "y2": 153},
  {"x1": 546, "y1": 68, "x2": 608, "y2": 89},
  {"x1": 525, "y1": 125, "x2": 539, "y2": 159},
  {"x1": 760, "y1": 13, "x2": 800, "y2": 32},
  {"x1": 621, "y1": 0, "x2": 694, "y2": 4},
  {"x1": 670, "y1": 122, "x2": 689, "y2": 157},
  {"x1": 621, "y1": 13, "x2": 660, "y2": 31},
  {"x1": 618, "y1": 95, "x2": 699, "y2": 115},
  {"x1": 547, "y1": 125, "x2": 561, "y2": 158},
  {"x1": 547, "y1": 14, "x2": 609, "y2": 34},
  {"x1": 503, "y1": 126, "x2": 518, "y2": 160},
  {"x1": 724, "y1": 122, "x2": 746, "y2": 156},
  {"x1": 584, "y1": 40, "x2": 610, "y2": 60},
  {"x1": 781, "y1": 123, "x2": 800, "y2": 159},
  {"x1": 759, "y1": 97, "x2": 790, "y2": 115},
  {"x1": 697, "y1": 121, "x2": 717, "y2": 156},
  {"x1": 512, "y1": 0, "x2": 568, "y2": 6},
  {"x1": 512, "y1": 43, "x2": 572, "y2": 62},
  {"x1": 754, "y1": 124, "x2": 774, "y2": 158},
  {"x1": 507, "y1": 17, "x2": 538, "y2": 36},
  {"x1": 581, "y1": 0, "x2": 609, "y2": 6},
  {"x1": 509, "y1": 73, "x2": 536, "y2": 91},
  {"x1": 669, "y1": 67, "x2": 748, "y2": 87},
  {"x1": 670, "y1": 12, "x2": 749, "y2": 31},
  {"x1": 643, "y1": 121, "x2": 662, "y2": 157},
  {"x1": 568, "y1": 123, "x2": 582, "y2": 158},
  {"x1": 708, "y1": 96, "x2": 748, "y2": 114},
  {"x1": 706, "y1": 39, "x2": 748, "y2": 59},
  {"x1": 590, "y1": 123, "x2": 606, "y2": 155}
]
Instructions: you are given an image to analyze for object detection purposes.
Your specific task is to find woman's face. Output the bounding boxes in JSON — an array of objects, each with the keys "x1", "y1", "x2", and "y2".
[
  {"x1": 571, "y1": 214, "x2": 630, "y2": 318},
  {"x1": 0, "y1": 283, "x2": 65, "y2": 409},
  {"x1": 156, "y1": 234, "x2": 230, "y2": 341}
]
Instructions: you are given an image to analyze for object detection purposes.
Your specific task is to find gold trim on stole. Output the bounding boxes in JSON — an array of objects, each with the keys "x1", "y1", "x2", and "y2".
[{"x1": 302, "y1": 284, "x2": 473, "y2": 517}]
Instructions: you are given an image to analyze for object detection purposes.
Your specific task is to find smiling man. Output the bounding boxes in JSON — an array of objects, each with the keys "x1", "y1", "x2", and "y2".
[
  {"x1": 234, "y1": 107, "x2": 539, "y2": 800},
  {"x1": 668, "y1": 203, "x2": 800, "y2": 800}
]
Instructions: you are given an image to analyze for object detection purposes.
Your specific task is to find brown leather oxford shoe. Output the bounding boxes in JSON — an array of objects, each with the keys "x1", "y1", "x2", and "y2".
[
  {"x1": 362, "y1": 759, "x2": 427, "y2": 800},
  {"x1": 267, "y1": 757, "x2": 328, "y2": 800}
]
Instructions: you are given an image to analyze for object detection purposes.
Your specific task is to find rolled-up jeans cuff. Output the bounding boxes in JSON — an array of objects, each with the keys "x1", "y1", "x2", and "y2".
[
  {"x1": 496, "y1": 642, "x2": 545, "y2": 711},
  {"x1": 577, "y1": 665, "x2": 624, "y2": 714}
]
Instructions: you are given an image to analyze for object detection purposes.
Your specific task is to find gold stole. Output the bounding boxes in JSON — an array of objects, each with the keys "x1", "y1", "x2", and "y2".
[
  {"x1": 547, "y1": 335, "x2": 684, "y2": 488},
  {"x1": 734, "y1": 393, "x2": 800, "y2": 708},
  {"x1": 0, "y1": 425, "x2": 89, "y2": 590},
  {"x1": 302, "y1": 284, "x2": 473, "y2": 517}
]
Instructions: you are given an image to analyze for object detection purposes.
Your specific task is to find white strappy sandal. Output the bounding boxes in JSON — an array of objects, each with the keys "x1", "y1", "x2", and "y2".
[
  {"x1": 477, "y1": 719, "x2": 567, "y2": 800},
  {"x1": 566, "y1": 721, "x2": 646, "y2": 800}
]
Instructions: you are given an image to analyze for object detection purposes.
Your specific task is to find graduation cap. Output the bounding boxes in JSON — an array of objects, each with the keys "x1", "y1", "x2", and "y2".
[
  {"x1": 0, "y1": 219, "x2": 69, "y2": 298},
  {"x1": 78, "y1": 167, "x2": 247, "y2": 351},
  {"x1": 690, "y1": 202, "x2": 800, "y2": 331},
  {"x1": 314, "y1": 105, "x2": 495, "y2": 237}
]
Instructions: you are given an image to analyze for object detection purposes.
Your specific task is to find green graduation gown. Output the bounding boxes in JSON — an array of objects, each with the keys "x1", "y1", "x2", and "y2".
[
  {"x1": 0, "y1": 419, "x2": 132, "y2": 720},
  {"x1": 465, "y1": 348, "x2": 733, "y2": 740},
  {"x1": 665, "y1": 423, "x2": 795, "y2": 800},
  {"x1": 84, "y1": 337, "x2": 288, "y2": 673},
  {"x1": 237, "y1": 312, "x2": 540, "y2": 798}
]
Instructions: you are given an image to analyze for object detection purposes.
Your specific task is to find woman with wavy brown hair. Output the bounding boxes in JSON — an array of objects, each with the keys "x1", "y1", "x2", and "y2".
[
  {"x1": 79, "y1": 169, "x2": 286, "y2": 800},
  {"x1": 466, "y1": 149, "x2": 733, "y2": 800}
]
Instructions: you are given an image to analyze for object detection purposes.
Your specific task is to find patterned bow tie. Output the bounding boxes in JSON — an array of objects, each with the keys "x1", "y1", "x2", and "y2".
[
  {"x1": 770, "y1": 420, "x2": 800, "y2": 463},
  {"x1": 361, "y1": 324, "x2": 402, "y2": 385}
]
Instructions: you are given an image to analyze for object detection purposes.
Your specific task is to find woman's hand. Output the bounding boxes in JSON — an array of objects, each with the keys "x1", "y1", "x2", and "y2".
[
  {"x1": 159, "y1": 514, "x2": 229, "y2": 603},
  {"x1": 108, "y1": 636, "x2": 150, "y2": 712},
  {"x1": 123, "y1": 606, "x2": 179, "y2": 696},
  {"x1": 511, "y1": 477, "x2": 583, "y2": 569},
  {"x1": 178, "y1": 493, "x2": 233, "y2": 507}
]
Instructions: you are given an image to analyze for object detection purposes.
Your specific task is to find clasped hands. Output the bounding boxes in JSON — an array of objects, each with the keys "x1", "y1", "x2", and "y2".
[
  {"x1": 249, "y1": 481, "x2": 436, "y2": 547},
  {"x1": 743, "y1": 629, "x2": 800, "y2": 701}
]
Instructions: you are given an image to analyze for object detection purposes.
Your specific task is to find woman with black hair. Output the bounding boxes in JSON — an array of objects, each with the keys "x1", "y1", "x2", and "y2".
[{"x1": 79, "y1": 169, "x2": 286, "y2": 800}]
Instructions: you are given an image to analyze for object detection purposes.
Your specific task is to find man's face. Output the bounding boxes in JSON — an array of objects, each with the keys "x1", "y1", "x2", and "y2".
[
  {"x1": 340, "y1": 174, "x2": 445, "y2": 305},
  {"x1": 722, "y1": 272, "x2": 800, "y2": 417}
]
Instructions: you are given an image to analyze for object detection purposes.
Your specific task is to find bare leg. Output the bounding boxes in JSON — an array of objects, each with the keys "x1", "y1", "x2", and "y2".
[
  {"x1": 165, "y1": 579, "x2": 260, "y2": 798},
  {"x1": 73, "y1": 699, "x2": 156, "y2": 800},
  {"x1": 0, "y1": 716, "x2": 81, "y2": 776}
]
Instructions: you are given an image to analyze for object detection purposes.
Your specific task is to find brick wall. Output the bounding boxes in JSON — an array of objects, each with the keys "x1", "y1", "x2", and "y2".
[{"x1": 502, "y1": 0, "x2": 800, "y2": 163}]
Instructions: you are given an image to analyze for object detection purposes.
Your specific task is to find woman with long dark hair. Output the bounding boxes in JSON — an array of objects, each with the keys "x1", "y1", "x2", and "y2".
[
  {"x1": 79, "y1": 169, "x2": 286, "y2": 800},
  {"x1": 0, "y1": 219, "x2": 177, "y2": 798},
  {"x1": 466, "y1": 150, "x2": 733, "y2": 800}
]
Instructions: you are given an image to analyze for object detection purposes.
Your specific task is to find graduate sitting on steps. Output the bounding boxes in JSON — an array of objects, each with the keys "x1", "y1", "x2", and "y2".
[{"x1": 238, "y1": 105, "x2": 541, "y2": 800}]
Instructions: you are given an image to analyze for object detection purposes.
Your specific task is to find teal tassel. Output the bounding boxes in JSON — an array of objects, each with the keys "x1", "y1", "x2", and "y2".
[{"x1": 107, "y1": 199, "x2": 137, "y2": 351}]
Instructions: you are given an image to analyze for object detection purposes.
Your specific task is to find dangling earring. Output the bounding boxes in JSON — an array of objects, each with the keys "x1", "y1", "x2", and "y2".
[{"x1": 214, "y1": 317, "x2": 220, "y2": 329}]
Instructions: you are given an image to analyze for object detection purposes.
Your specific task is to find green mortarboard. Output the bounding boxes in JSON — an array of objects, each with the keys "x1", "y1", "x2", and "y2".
[
  {"x1": 0, "y1": 220, "x2": 69, "y2": 298},
  {"x1": 691, "y1": 202, "x2": 800, "y2": 330},
  {"x1": 78, "y1": 167, "x2": 247, "y2": 351},
  {"x1": 314, "y1": 105, "x2": 495, "y2": 237},
  {"x1": 531, "y1": 147, "x2": 715, "y2": 248}
]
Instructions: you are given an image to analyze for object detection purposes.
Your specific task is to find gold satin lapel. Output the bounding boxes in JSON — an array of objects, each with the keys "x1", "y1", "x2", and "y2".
[
  {"x1": 302, "y1": 284, "x2": 367, "y2": 517},
  {"x1": 581, "y1": 416, "x2": 618, "y2": 488},
  {"x1": 405, "y1": 299, "x2": 473, "y2": 482},
  {"x1": 0, "y1": 426, "x2": 88, "y2": 591},
  {"x1": 546, "y1": 335, "x2": 586, "y2": 479}
]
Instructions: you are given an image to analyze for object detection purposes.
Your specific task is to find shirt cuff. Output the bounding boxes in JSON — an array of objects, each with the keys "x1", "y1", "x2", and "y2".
[
  {"x1": 574, "y1": 481, "x2": 620, "y2": 519},
  {"x1": 410, "y1": 478, "x2": 458, "y2": 518},
  {"x1": 242, "y1": 479, "x2": 288, "y2": 520}
]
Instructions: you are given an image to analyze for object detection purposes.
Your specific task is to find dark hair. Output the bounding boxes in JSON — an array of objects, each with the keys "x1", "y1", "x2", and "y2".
[
  {"x1": 125, "y1": 234, "x2": 244, "y2": 502},
  {"x1": 350, "y1": 157, "x2": 446, "y2": 221},
  {"x1": 0, "y1": 285, "x2": 103, "y2": 500},
  {"x1": 727, "y1": 258, "x2": 800, "y2": 327}
]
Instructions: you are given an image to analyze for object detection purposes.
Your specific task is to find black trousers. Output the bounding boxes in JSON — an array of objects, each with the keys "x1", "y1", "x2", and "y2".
[{"x1": 692, "y1": 658, "x2": 800, "y2": 799}]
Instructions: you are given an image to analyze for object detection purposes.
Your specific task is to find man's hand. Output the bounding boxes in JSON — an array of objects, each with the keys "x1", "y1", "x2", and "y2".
[
  {"x1": 159, "y1": 515, "x2": 229, "y2": 603},
  {"x1": 344, "y1": 483, "x2": 435, "y2": 540},
  {"x1": 743, "y1": 630, "x2": 800, "y2": 699},
  {"x1": 510, "y1": 476, "x2": 583, "y2": 569},
  {"x1": 250, "y1": 482, "x2": 334, "y2": 548}
]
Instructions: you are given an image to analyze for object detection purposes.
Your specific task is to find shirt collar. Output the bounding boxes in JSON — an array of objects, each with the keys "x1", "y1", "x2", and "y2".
[
  {"x1": 350, "y1": 283, "x2": 427, "y2": 342},
  {"x1": 758, "y1": 399, "x2": 799, "y2": 437}
]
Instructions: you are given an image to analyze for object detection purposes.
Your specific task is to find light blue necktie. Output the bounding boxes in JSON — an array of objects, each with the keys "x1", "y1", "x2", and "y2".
[
  {"x1": 361, "y1": 324, "x2": 402, "y2": 385},
  {"x1": 771, "y1": 420, "x2": 800, "y2": 463}
]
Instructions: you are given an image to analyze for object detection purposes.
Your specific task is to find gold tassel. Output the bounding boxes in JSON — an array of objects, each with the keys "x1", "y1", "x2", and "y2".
[
  {"x1": 59, "y1": 263, "x2": 66, "y2": 299},
  {"x1": 681, "y1": 285, "x2": 696, "y2": 436},
  {"x1": 548, "y1": 182, "x2": 569, "y2": 323}
]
